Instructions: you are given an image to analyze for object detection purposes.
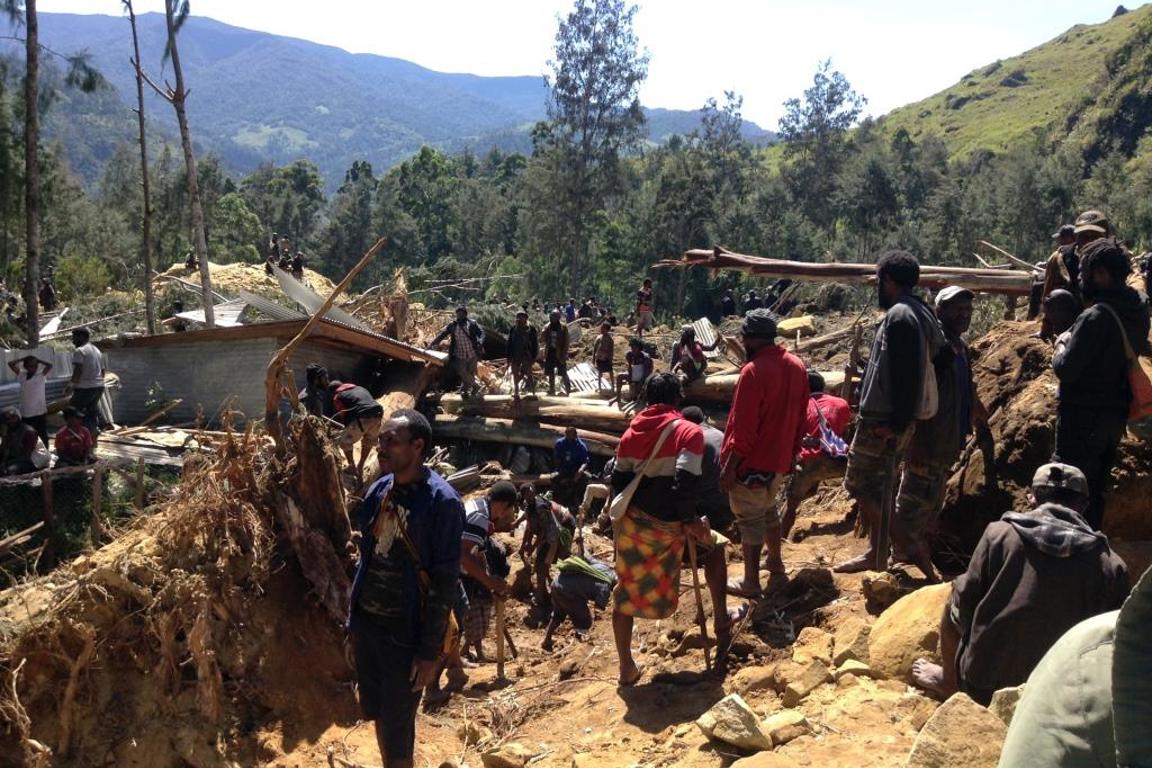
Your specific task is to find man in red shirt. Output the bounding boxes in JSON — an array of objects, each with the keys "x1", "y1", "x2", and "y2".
[
  {"x1": 783, "y1": 371, "x2": 852, "y2": 540},
  {"x1": 55, "y1": 406, "x2": 94, "y2": 466},
  {"x1": 720, "y1": 310, "x2": 810, "y2": 598}
]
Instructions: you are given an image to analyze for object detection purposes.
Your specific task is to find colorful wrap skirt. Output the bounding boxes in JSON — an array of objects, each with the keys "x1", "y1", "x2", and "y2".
[{"x1": 612, "y1": 506, "x2": 684, "y2": 619}]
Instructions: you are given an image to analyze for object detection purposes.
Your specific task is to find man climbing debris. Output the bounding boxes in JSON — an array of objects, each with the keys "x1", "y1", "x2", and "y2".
[
  {"x1": 430, "y1": 305, "x2": 485, "y2": 397},
  {"x1": 518, "y1": 482, "x2": 577, "y2": 615},
  {"x1": 329, "y1": 380, "x2": 385, "y2": 480}
]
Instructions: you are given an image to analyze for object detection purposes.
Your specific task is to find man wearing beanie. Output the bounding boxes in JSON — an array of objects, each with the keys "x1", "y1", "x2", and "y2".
[{"x1": 720, "y1": 309, "x2": 809, "y2": 598}]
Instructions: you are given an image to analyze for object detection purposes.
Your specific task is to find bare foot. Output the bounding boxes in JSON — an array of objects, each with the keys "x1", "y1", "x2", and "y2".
[
  {"x1": 726, "y1": 578, "x2": 761, "y2": 599},
  {"x1": 912, "y1": 658, "x2": 947, "y2": 695},
  {"x1": 904, "y1": 544, "x2": 941, "y2": 583},
  {"x1": 834, "y1": 551, "x2": 882, "y2": 574},
  {"x1": 618, "y1": 662, "x2": 643, "y2": 687}
]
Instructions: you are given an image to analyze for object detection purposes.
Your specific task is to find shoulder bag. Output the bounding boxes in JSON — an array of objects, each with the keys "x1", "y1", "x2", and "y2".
[{"x1": 607, "y1": 418, "x2": 680, "y2": 523}]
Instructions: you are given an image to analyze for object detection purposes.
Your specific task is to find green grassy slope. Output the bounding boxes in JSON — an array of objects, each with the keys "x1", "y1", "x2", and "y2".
[{"x1": 881, "y1": 4, "x2": 1152, "y2": 158}]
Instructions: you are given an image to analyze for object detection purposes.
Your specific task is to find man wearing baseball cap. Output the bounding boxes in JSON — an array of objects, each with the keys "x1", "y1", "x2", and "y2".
[
  {"x1": 892, "y1": 285, "x2": 986, "y2": 581},
  {"x1": 911, "y1": 461, "x2": 1129, "y2": 704}
]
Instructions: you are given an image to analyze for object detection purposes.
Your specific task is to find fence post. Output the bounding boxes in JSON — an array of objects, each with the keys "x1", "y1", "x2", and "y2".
[{"x1": 135, "y1": 459, "x2": 145, "y2": 511}]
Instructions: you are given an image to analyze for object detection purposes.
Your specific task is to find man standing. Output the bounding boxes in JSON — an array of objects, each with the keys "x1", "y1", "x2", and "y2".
[
  {"x1": 1053, "y1": 237, "x2": 1150, "y2": 530},
  {"x1": 431, "y1": 306, "x2": 485, "y2": 397},
  {"x1": 8, "y1": 355, "x2": 52, "y2": 447},
  {"x1": 635, "y1": 278, "x2": 654, "y2": 338},
  {"x1": 721, "y1": 309, "x2": 809, "y2": 598},
  {"x1": 894, "y1": 286, "x2": 986, "y2": 581},
  {"x1": 911, "y1": 463, "x2": 1128, "y2": 705},
  {"x1": 69, "y1": 328, "x2": 105, "y2": 440},
  {"x1": 592, "y1": 322, "x2": 615, "y2": 392},
  {"x1": 783, "y1": 371, "x2": 851, "y2": 540},
  {"x1": 348, "y1": 410, "x2": 463, "y2": 768},
  {"x1": 506, "y1": 310, "x2": 539, "y2": 401},
  {"x1": 836, "y1": 250, "x2": 946, "y2": 574},
  {"x1": 541, "y1": 310, "x2": 572, "y2": 397},
  {"x1": 552, "y1": 426, "x2": 590, "y2": 509}
]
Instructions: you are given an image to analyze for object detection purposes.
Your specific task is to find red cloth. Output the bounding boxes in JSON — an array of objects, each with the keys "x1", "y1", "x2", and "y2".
[
  {"x1": 798, "y1": 393, "x2": 852, "y2": 463},
  {"x1": 616, "y1": 404, "x2": 703, "y2": 475},
  {"x1": 55, "y1": 426, "x2": 92, "y2": 463},
  {"x1": 720, "y1": 344, "x2": 809, "y2": 474}
]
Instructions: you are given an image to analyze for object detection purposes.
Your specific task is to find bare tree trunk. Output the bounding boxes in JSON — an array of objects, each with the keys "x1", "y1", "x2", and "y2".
[
  {"x1": 164, "y1": 0, "x2": 214, "y2": 327},
  {"x1": 23, "y1": 0, "x2": 40, "y2": 345},
  {"x1": 126, "y1": 0, "x2": 156, "y2": 334}
]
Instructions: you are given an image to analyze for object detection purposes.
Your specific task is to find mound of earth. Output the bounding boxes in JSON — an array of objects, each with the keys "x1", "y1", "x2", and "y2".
[{"x1": 155, "y1": 261, "x2": 336, "y2": 302}]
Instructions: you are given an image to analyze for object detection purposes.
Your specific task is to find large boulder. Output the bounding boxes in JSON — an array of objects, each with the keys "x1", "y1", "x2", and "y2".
[
  {"x1": 731, "y1": 754, "x2": 801, "y2": 768},
  {"x1": 482, "y1": 743, "x2": 536, "y2": 768},
  {"x1": 869, "y1": 583, "x2": 951, "y2": 682},
  {"x1": 696, "y1": 693, "x2": 773, "y2": 752},
  {"x1": 904, "y1": 692, "x2": 1007, "y2": 768}
]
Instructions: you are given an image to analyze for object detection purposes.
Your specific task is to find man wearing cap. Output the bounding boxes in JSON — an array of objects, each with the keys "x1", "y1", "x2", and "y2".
[
  {"x1": 506, "y1": 310, "x2": 539, "y2": 401},
  {"x1": 836, "y1": 250, "x2": 947, "y2": 574},
  {"x1": 892, "y1": 285, "x2": 986, "y2": 581},
  {"x1": 911, "y1": 462, "x2": 1129, "y2": 705},
  {"x1": 720, "y1": 309, "x2": 809, "y2": 598},
  {"x1": 1053, "y1": 237, "x2": 1150, "y2": 529},
  {"x1": 430, "y1": 306, "x2": 485, "y2": 397}
]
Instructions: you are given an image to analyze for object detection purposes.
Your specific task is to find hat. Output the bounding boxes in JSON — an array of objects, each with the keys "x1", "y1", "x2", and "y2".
[
  {"x1": 935, "y1": 285, "x2": 974, "y2": 308},
  {"x1": 1031, "y1": 462, "x2": 1089, "y2": 497},
  {"x1": 1074, "y1": 210, "x2": 1110, "y2": 235},
  {"x1": 741, "y1": 309, "x2": 778, "y2": 339},
  {"x1": 1051, "y1": 224, "x2": 1075, "y2": 239}
]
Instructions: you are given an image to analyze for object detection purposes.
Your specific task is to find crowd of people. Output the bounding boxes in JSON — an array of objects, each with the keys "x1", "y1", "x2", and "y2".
[{"x1": 339, "y1": 206, "x2": 1152, "y2": 768}]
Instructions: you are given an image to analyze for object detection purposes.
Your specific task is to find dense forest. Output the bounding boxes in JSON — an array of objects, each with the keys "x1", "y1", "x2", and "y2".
[{"x1": 3, "y1": 0, "x2": 1152, "y2": 335}]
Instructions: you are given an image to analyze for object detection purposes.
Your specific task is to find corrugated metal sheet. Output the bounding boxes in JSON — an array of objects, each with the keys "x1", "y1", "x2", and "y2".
[
  {"x1": 236, "y1": 291, "x2": 307, "y2": 322},
  {"x1": 274, "y1": 268, "x2": 370, "y2": 331},
  {"x1": 175, "y1": 298, "x2": 247, "y2": 327},
  {"x1": 690, "y1": 317, "x2": 723, "y2": 359},
  {"x1": 566, "y1": 362, "x2": 610, "y2": 394}
]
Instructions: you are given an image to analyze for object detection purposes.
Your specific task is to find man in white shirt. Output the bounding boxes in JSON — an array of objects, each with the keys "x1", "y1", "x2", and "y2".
[
  {"x1": 69, "y1": 328, "x2": 105, "y2": 439},
  {"x1": 7, "y1": 355, "x2": 52, "y2": 447}
]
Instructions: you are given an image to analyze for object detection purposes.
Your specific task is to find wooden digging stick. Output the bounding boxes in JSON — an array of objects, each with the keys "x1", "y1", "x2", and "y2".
[
  {"x1": 875, "y1": 451, "x2": 898, "y2": 572},
  {"x1": 686, "y1": 537, "x2": 712, "y2": 673},
  {"x1": 495, "y1": 599, "x2": 507, "y2": 680}
]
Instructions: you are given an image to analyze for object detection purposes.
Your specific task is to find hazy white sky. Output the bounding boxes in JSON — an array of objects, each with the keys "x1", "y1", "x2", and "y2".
[{"x1": 38, "y1": 0, "x2": 1144, "y2": 127}]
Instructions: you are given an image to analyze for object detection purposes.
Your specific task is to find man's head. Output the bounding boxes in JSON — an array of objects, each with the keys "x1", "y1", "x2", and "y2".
[
  {"x1": 935, "y1": 286, "x2": 975, "y2": 336},
  {"x1": 748, "y1": 289, "x2": 758, "y2": 298},
  {"x1": 679, "y1": 326, "x2": 696, "y2": 344},
  {"x1": 875, "y1": 250, "x2": 920, "y2": 309},
  {"x1": 1074, "y1": 210, "x2": 1110, "y2": 248},
  {"x1": 564, "y1": 426, "x2": 578, "y2": 442},
  {"x1": 63, "y1": 406, "x2": 83, "y2": 428},
  {"x1": 600, "y1": 321, "x2": 611, "y2": 333},
  {"x1": 378, "y1": 409, "x2": 432, "y2": 478},
  {"x1": 680, "y1": 405, "x2": 705, "y2": 424},
  {"x1": 1053, "y1": 224, "x2": 1076, "y2": 247},
  {"x1": 519, "y1": 482, "x2": 537, "y2": 507},
  {"x1": 21, "y1": 355, "x2": 37, "y2": 373},
  {"x1": 549, "y1": 309, "x2": 562, "y2": 325},
  {"x1": 644, "y1": 372, "x2": 682, "y2": 408},
  {"x1": 643, "y1": 278, "x2": 652, "y2": 288},
  {"x1": 1043, "y1": 289, "x2": 1080, "y2": 336},
  {"x1": 486, "y1": 480, "x2": 520, "y2": 531},
  {"x1": 629, "y1": 337, "x2": 643, "y2": 352},
  {"x1": 808, "y1": 370, "x2": 826, "y2": 394},
  {"x1": 740, "y1": 309, "x2": 778, "y2": 357},
  {"x1": 305, "y1": 363, "x2": 329, "y2": 389},
  {"x1": 72, "y1": 328, "x2": 90, "y2": 347},
  {"x1": 1, "y1": 406, "x2": 20, "y2": 428},
  {"x1": 1079, "y1": 238, "x2": 1131, "y2": 299},
  {"x1": 515, "y1": 310, "x2": 528, "y2": 326},
  {"x1": 455, "y1": 306, "x2": 468, "y2": 322},
  {"x1": 1029, "y1": 462, "x2": 1090, "y2": 514}
]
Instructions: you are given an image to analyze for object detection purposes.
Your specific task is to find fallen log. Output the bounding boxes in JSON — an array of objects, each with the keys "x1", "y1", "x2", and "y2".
[
  {"x1": 436, "y1": 394, "x2": 631, "y2": 434},
  {"x1": 434, "y1": 414, "x2": 619, "y2": 457},
  {"x1": 684, "y1": 370, "x2": 844, "y2": 404},
  {"x1": 658, "y1": 246, "x2": 1033, "y2": 295}
]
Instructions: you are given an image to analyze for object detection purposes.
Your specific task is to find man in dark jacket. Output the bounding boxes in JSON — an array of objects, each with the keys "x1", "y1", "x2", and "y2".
[
  {"x1": 837, "y1": 250, "x2": 946, "y2": 574},
  {"x1": 431, "y1": 306, "x2": 485, "y2": 396},
  {"x1": 506, "y1": 310, "x2": 539, "y2": 401},
  {"x1": 348, "y1": 410, "x2": 463, "y2": 768},
  {"x1": 911, "y1": 462, "x2": 1129, "y2": 705},
  {"x1": 330, "y1": 381, "x2": 386, "y2": 480},
  {"x1": 298, "y1": 363, "x2": 333, "y2": 418},
  {"x1": 1053, "y1": 237, "x2": 1151, "y2": 530},
  {"x1": 541, "y1": 310, "x2": 572, "y2": 396}
]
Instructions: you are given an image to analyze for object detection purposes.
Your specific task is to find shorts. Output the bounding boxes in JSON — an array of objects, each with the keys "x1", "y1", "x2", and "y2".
[
  {"x1": 843, "y1": 418, "x2": 913, "y2": 503},
  {"x1": 351, "y1": 622, "x2": 422, "y2": 758},
  {"x1": 463, "y1": 599, "x2": 491, "y2": 645},
  {"x1": 788, "y1": 454, "x2": 848, "y2": 503},
  {"x1": 894, "y1": 458, "x2": 951, "y2": 544},
  {"x1": 637, "y1": 310, "x2": 654, "y2": 331},
  {"x1": 596, "y1": 359, "x2": 613, "y2": 374},
  {"x1": 338, "y1": 414, "x2": 383, "y2": 451},
  {"x1": 511, "y1": 358, "x2": 534, "y2": 379},
  {"x1": 728, "y1": 474, "x2": 785, "y2": 546}
]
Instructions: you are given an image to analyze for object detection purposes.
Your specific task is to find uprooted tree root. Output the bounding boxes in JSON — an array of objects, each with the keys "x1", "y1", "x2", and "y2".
[{"x1": 0, "y1": 416, "x2": 354, "y2": 768}]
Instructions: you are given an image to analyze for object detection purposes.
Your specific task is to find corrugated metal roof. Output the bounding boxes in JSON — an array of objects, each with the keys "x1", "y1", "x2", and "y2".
[
  {"x1": 175, "y1": 298, "x2": 247, "y2": 327},
  {"x1": 236, "y1": 290, "x2": 307, "y2": 322},
  {"x1": 566, "y1": 362, "x2": 606, "y2": 393},
  {"x1": 691, "y1": 317, "x2": 723, "y2": 359},
  {"x1": 273, "y1": 267, "x2": 371, "y2": 331}
]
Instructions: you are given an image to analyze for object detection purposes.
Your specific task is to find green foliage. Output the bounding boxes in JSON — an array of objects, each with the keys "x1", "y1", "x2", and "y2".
[{"x1": 56, "y1": 253, "x2": 111, "y2": 301}]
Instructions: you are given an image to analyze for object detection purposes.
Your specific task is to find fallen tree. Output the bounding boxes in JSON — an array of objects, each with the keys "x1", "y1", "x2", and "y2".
[
  {"x1": 433, "y1": 415, "x2": 619, "y2": 457},
  {"x1": 656, "y1": 246, "x2": 1033, "y2": 295},
  {"x1": 436, "y1": 394, "x2": 632, "y2": 435}
]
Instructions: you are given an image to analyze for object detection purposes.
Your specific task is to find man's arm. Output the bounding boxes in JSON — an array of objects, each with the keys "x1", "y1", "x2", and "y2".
[
  {"x1": 461, "y1": 541, "x2": 506, "y2": 595},
  {"x1": 416, "y1": 493, "x2": 464, "y2": 662},
  {"x1": 429, "y1": 324, "x2": 452, "y2": 347},
  {"x1": 40, "y1": 360, "x2": 53, "y2": 375},
  {"x1": 722, "y1": 367, "x2": 761, "y2": 476},
  {"x1": 6, "y1": 360, "x2": 18, "y2": 375},
  {"x1": 1053, "y1": 310, "x2": 1105, "y2": 384},
  {"x1": 885, "y1": 313, "x2": 922, "y2": 432}
]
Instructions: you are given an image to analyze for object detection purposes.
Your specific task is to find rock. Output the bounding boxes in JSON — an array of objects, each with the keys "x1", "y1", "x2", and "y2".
[
  {"x1": 732, "y1": 664, "x2": 779, "y2": 695},
  {"x1": 791, "y1": 626, "x2": 834, "y2": 666},
  {"x1": 835, "y1": 659, "x2": 878, "y2": 679},
  {"x1": 730, "y1": 753, "x2": 801, "y2": 768},
  {"x1": 782, "y1": 660, "x2": 832, "y2": 707},
  {"x1": 861, "y1": 570, "x2": 905, "y2": 608},
  {"x1": 559, "y1": 659, "x2": 579, "y2": 679},
  {"x1": 989, "y1": 685, "x2": 1025, "y2": 727},
  {"x1": 896, "y1": 691, "x2": 940, "y2": 731},
  {"x1": 778, "y1": 315, "x2": 816, "y2": 336},
  {"x1": 481, "y1": 742, "x2": 535, "y2": 768},
  {"x1": 695, "y1": 693, "x2": 773, "y2": 752},
  {"x1": 868, "y1": 583, "x2": 951, "y2": 682},
  {"x1": 571, "y1": 755, "x2": 598, "y2": 768},
  {"x1": 904, "y1": 692, "x2": 1007, "y2": 768},
  {"x1": 457, "y1": 722, "x2": 492, "y2": 746},
  {"x1": 832, "y1": 619, "x2": 872, "y2": 665},
  {"x1": 762, "y1": 709, "x2": 810, "y2": 745}
]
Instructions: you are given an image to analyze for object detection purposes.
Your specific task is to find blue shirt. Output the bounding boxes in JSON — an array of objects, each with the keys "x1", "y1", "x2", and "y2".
[
  {"x1": 565, "y1": 302, "x2": 577, "y2": 322},
  {"x1": 554, "y1": 436, "x2": 590, "y2": 476},
  {"x1": 348, "y1": 468, "x2": 464, "y2": 651}
]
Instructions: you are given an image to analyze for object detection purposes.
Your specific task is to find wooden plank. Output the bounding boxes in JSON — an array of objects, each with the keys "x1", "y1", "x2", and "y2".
[
  {"x1": 433, "y1": 415, "x2": 619, "y2": 457},
  {"x1": 0, "y1": 522, "x2": 46, "y2": 554}
]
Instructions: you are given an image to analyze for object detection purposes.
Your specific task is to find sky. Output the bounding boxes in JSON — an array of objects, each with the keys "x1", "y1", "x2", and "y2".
[{"x1": 36, "y1": 0, "x2": 1146, "y2": 129}]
